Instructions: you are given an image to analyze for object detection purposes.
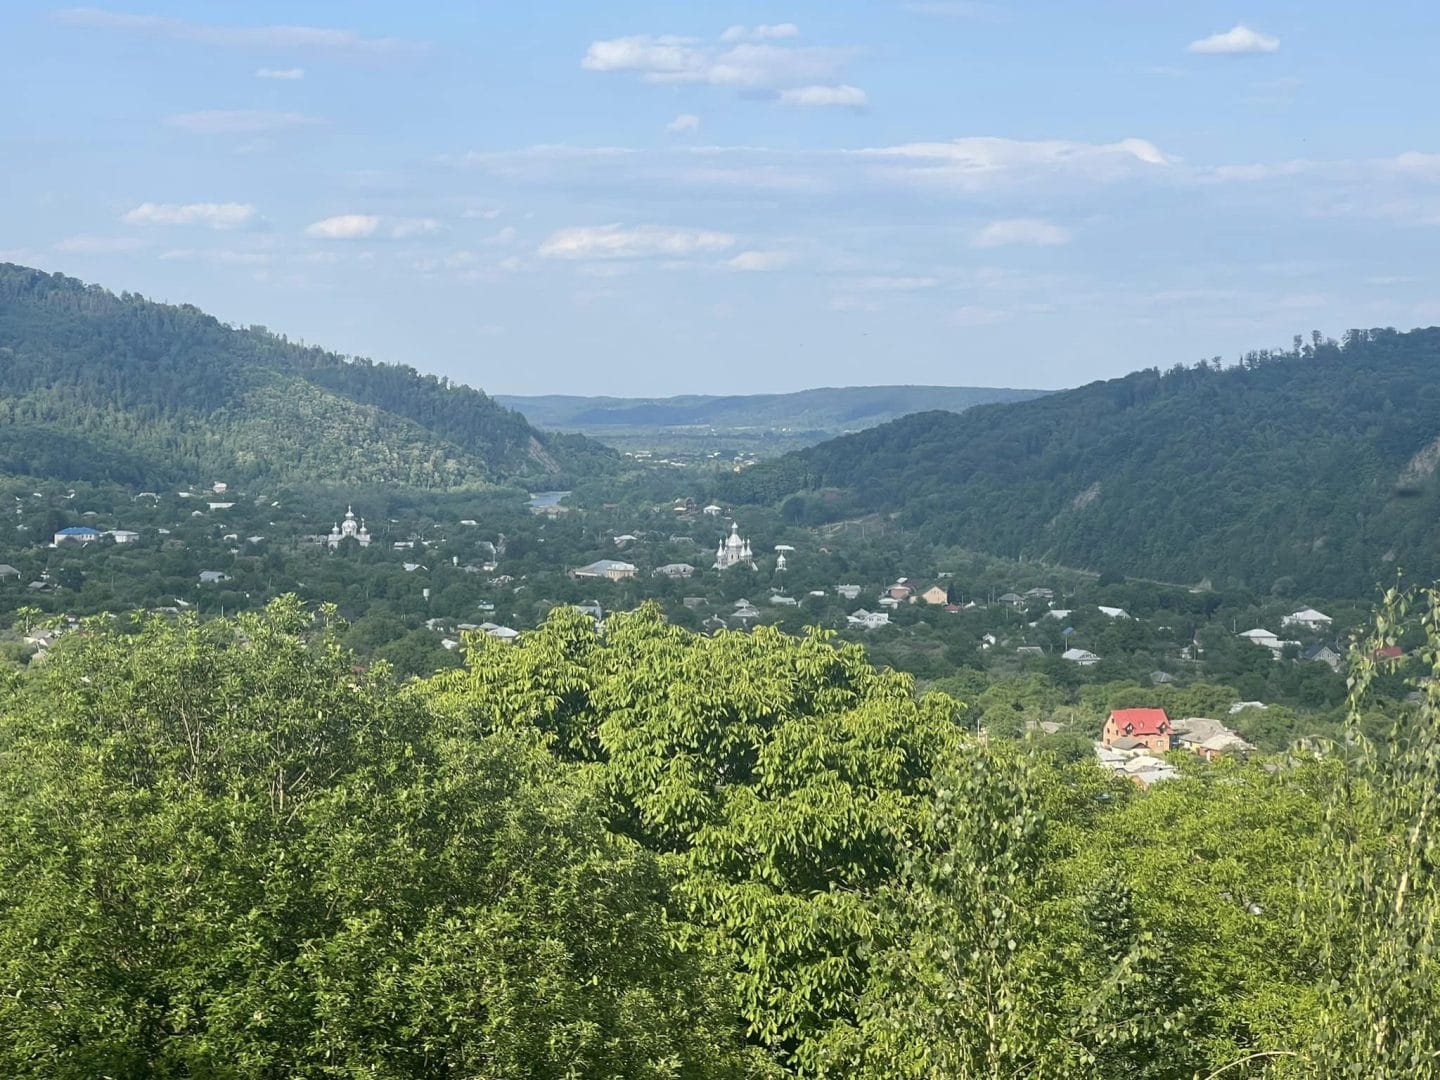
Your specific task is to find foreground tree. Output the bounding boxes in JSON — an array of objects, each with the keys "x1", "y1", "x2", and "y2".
[{"x1": 0, "y1": 599, "x2": 761, "y2": 1078}]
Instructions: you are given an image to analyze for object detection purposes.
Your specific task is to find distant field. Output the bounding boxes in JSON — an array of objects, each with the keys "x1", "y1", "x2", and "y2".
[{"x1": 497, "y1": 385, "x2": 1049, "y2": 456}]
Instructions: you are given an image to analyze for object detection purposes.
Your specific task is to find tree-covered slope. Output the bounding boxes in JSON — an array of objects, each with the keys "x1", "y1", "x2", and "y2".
[
  {"x1": 0, "y1": 264, "x2": 615, "y2": 487},
  {"x1": 723, "y1": 329, "x2": 1440, "y2": 595}
]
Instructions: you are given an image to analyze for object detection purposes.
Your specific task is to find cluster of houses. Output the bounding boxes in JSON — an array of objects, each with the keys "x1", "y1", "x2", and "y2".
[
  {"x1": 1239, "y1": 608, "x2": 1345, "y2": 669},
  {"x1": 1094, "y1": 707, "x2": 1254, "y2": 787}
]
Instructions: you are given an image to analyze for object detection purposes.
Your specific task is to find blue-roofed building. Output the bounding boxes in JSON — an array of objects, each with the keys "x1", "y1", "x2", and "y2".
[{"x1": 54, "y1": 526, "x2": 101, "y2": 545}]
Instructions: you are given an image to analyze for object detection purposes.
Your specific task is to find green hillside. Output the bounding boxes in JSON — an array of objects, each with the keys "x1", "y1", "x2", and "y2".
[
  {"x1": 721, "y1": 329, "x2": 1440, "y2": 596},
  {"x1": 0, "y1": 264, "x2": 615, "y2": 488},
  {"x1": 498, "y1": 384, "x2": 1048, "y2": 455}
]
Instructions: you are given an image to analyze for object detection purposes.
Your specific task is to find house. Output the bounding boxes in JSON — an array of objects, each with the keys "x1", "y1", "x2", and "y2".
[
  {"x1": 572, "y1": 559, "x2": 638, "y2": 581},
  {"x1": 573, "y1": 601, "x2": 605, "y2": 621},
  {"x1": 1302, "y1": 643, "x2": 1345, "y2": 671},
  {"x1": 997, "y1": 592, "x2": 1025, "y2": 607},
  {"x1": 486, "y1": 625, "x2": 521, "y2": 643},
  {"x1": 655, "y1": 563, "x2": 695, "y2": 579},
  {"x1": 1239, "y1": 627, "x2": 1281, "y2": 650},
  {"x1": 1062, "y1": 647, "x2": 1101, "y2": 666},
  {"x1": 1149, "y1": 670, "x2": 1176, "y2": 685},
  {"x1": 402, "y1": 563, "x2": 427, "y2": 573},
  {"x1": 1024, "y1": 587, "x2": 1055, "y2": 601},
  {"x1": 0, "y1": 564, "x2": 19, "y2": 580},
  {"x1": 1371, "y1": 645, "x2": 1406, "y2": 664},
  {"x1": 1102, "y1": 708, "x2": 1173, "y2": 754},
  {"x1": 613, "y1": 534, "x2": 639, "y2": 547},
  {"x1": 1097, "y1": 605, "x2": 1131, "y2": 620},
  {"x1": 770, "y1": 594, "x2": 799, "y2": 606},
  {"x1": 1282, "y1": 607, "x2": 1333, "y2": 633},
  {"x1": 702, "y1": 504, "x2": 724, "y2": 516},
  {"x1": 108, "y1": 529, "x2": 140, "y2": 544},
  {"x1": 1016, "y1": 645, "x2": 1045, "y2": 657},
  {"x1": 1229, "y1": 700, "x2": 1268, "y2": 714},
  {"x1": 918, "y1": 585, "x2": 950, "y2": 606},
  {"x1": 835, "y1": 584, "x2": 862, "y2": 601},
  {"x1": 54, "y1": 526, "x2": 101, "y2": 545},
  {"x1": 1044, "y1": 609, "x2": 1073, "y2": 621},
  {"x1": 732, "y1": 600, "x2": 762, "y2": 623},
  {"x1": 878, "y1": 595, "x2": 901, "y2": 609},
  {"x1": 885, "y1": 580, "x2": 919, "y2": 601},
  {"x1": 847, "y1": 608, "x2": 890, "y2": 631},
  {"x1": 198, "y1": 570, "x2": 228, "y2": 584},
  {"x1": 682, "y1": 596, "x2": 707, "y2": 609},
  {"x1": 208, "y1": 502, "x2": 235, "y2": 511},
  {"x1": 1194, "y1": 731, "x2": 1254, "y2": 762},
  {"x1": 981, "y1": 633, "x2": 998, "y2": 649}
]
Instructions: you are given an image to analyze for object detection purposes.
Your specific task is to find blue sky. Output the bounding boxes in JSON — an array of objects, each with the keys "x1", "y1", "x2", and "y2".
[{"x1": 4, "y1": 2, "x2": 1440, "y2": 395}]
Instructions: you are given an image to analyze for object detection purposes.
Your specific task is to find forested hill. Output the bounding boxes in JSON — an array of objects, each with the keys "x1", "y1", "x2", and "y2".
[
  {"x1": 0, "y1": 264, "x2": 615, "y2": 488},
  {"x1": 721, "y1": 328, "x2": 1440, "y2": 596}
]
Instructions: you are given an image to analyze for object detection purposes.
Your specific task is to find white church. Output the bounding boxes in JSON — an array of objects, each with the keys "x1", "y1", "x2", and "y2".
[
  {"x1": 714, "y1": 521, "x2": 757, "y2": 570},
  {"x1": 327, "y1": 507, "x2": 372, "y2": 549}
]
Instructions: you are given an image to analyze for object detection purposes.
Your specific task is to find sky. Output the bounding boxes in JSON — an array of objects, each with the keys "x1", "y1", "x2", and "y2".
[{"x1": 4, "y1": 3, "x2": 1440, "y2": 396}]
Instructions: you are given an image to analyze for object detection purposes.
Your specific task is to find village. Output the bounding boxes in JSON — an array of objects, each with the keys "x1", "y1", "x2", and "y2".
[{"x1": 0, "y1": 479, "x2": 1399, "y2": 765}]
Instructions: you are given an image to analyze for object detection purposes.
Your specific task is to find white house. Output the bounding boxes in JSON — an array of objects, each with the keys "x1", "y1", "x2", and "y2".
[
  {"x1": 573, "y1": 559, "x2": 638, "y2": 581},
  {"x1": 847, "y1": 608, "x2": 891, "y2": 630},
  {"x1": 108, "y1": 529, "x2": 140, "y2": 544},
  {"x1": 1282, "y1": 607, "x2": 1333, "y2": 633},
  {"x1": 1062, "y1": 647, "x2": 1101, "y2": 666},
  {"x1": 1239, "y1": 627, "x2": 1281, "y2": 650},
  {"x1": 655, "y1": 563, "x2": 695, "y2": 579},
  {"x1": 835, "y1": 584, "x2": 862, "y2": 601},
  {"x1": 54, "y1": 526, "x2": 101, "y2": 545},
  {"x1": 198, "y1": 570, "x2": 228, "y2": 584},
  {"x1": 1044, "y1": 609, "x2": 1073, "y2": 621},
  {"x1": 702, "y1": 504, "x2": 723, "y2": 516},
  {"x1": 1097, "y1": 605, "x2": 1131, "y2": 620}
]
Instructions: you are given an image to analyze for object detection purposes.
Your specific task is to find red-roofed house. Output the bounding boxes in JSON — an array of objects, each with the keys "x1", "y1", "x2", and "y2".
[{"x1": 1103, "y1": 708, "x2": 1173, "y2": 754}]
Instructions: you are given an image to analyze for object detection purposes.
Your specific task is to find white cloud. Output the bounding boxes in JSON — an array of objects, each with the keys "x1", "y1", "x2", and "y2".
[
  {"x1": 857, "y1": 136, "x2": 1172, "y2": 190},
  {"x1": 726, "y1": 250, "x2": 791, "y2": 271},
  {"x1": 778, "y1": 84, "x2": 867, "y2": 108},
  {"x1": 58, "y1": 8, "x2": 422, "y2": 56},
  {"x1": 972, "y1": 218, "x2": 1071, "y2": 248},
  {"x1": 1186, "y1": 25, "x2": 1279, "y2": 55},
  {"x1": 122, "y1": 201, "x2": 257, "y2": 229},
  {"x1": 666, "y1": 113, "x2": 701, "y2": 135},
  {"x1": 581, "y1": 33, "x2": 855, "y2": 89},
  {"x1": 166, "y1": 109, "x2": 319, "y2": 134},
  {"x1": 720, "y1": 23, "x2": 800, "y2": 43},
  {"x1": 538, "y1": 224, "x2": 735, "y2": 260},
  {"x1": 54, "y1": 235, "x2": 148, "y2": 254},
  {"x1": 255, "y1": 67, "x2": 304, "y2": 80},
  {"x1": 304, "y1": 214, "x2": 380, "y2": 239}
]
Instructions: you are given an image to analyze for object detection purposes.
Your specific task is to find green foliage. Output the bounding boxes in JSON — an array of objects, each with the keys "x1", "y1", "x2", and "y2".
[{"x1": 0, "y1": 599, "x2": 757, "y2": 1077}]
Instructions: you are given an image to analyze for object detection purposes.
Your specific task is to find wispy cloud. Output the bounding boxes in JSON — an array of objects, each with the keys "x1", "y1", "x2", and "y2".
[
  {"x1": 720, "y1": 23, "x2": 800, "y2": 43},
  {"x1": 57, "y1": 8, "x2": 424, "y2": 56},
  {"x1": 856, "y1": 136, "x2": 1172, "y2": 190},
  {"x1": 166, "y1": 109, "x2": 320, "y2": 134},
  {"x1": 972, "y1": 218, "x2": 1071, "y2": 248},
  {"x1": 255, "y1": 67, "x2": 304, "y2": 80},
  {"x1": 538, "y1": 224, "x2": 735, "y2": 260},
  {"x1": 122, "y1": 201, "x2": 257, "y2": 229},
  {"x1": 304, "y1": 214, "x2": 380, "y2": 239},
  {"x1": 303, "y1": 214, "x2": 442, "y2": 239},
  {"x1": 1186, "y1": 25, "x2": 1279, "y2": 55},
  {"x1": 666, "y1": 113, "x2": 701, "y2": 135},
  {"x1": 777, "y1": 84, "x2": 867, "y2": 108},
  {"x1": 726, "y1": 250, "x2": 791, "y2": 271},
  {"x1": 580, "y1": 28, "x2": 862, "y2": 102}
]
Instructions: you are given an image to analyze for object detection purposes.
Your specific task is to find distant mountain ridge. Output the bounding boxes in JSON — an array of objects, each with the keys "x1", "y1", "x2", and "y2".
[
  {"x1": 0, "y1": 264, "x2": 614, "y2": 488},
  {"x1": 499, "y1": 385, "x2": 1049, "y2": 453},
  {"x1": 721, "y1": 328, "x2": 1440, "y2": 596}
]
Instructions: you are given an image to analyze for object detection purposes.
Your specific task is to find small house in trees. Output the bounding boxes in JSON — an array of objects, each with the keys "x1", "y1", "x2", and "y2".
[
  {"x1": 54, "y1": 526, "x2": 101, "y2": 545},
  {"x1": 1062, "y1": 647, "x2": 1101, "y2": 666},
  {"x1": 198, "y1": 570, "x2": 228, "y2": 584},
  {"x1": 1103, "y1": 708, "x2": 1173, "y2": 754},
  {"x1": 572, "y1": 559, "x2": 637, "y2": 581},
  {"x1": 847, "y1": 609, "x2": 890, "y2": 631},
  {"x1": 918, "y1": 585, "x2": 950, "y2": 606},
  {"x1": 1239, "y1": 627, "x2": 1281, "y2": 650},
  {"x1": 0, "y1": 564, "x2": 19, "y2": 580},
  {"x1": 1282, "y1": 607, "x2": 1333, "y2": 633},
  {"x1": 1302, "y1": 643, "x2": 1345, "y2": 671},
  {"x1": 1097, "y1": 605, "x2": 1131, "y2": 620}
]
